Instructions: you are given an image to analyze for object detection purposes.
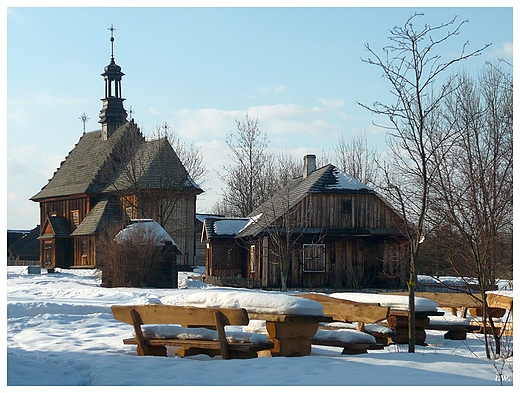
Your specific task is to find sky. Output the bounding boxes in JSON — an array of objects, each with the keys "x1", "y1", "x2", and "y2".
[
  {"x1": 4, "y1": 2, "x2": 514, "y2": 230},
  {"x1": 6, "y1": 265, "x2": 513, "y2": 386}
]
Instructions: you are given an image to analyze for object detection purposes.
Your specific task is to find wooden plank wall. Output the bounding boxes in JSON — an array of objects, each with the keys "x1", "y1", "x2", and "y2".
[
  {"x1": 291, "y1": 193, "x2": 402, "y2": 229},
  {"x1": 259, "y1": 193, "x2": 406, "y2": 289},
  {"x1": 40, "y1": 197, "x2": 90, "y2": 230}
]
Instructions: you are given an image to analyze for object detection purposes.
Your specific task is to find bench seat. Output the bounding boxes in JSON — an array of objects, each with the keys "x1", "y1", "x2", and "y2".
[{"x1": 311, "y1": 328, "x2": 385, "y2": 355}]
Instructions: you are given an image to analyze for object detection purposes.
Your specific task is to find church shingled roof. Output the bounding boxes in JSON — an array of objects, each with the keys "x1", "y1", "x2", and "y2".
[{"x1": 31, "y1": 121, "x2": 202, "y2": 202}]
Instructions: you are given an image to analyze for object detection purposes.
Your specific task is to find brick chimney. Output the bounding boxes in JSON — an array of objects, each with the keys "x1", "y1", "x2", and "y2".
[{"x1": 303, "y1": 154, "x2": 316, "y2": 178}]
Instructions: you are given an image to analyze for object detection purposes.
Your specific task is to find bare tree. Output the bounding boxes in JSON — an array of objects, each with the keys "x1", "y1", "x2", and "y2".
[
  {"x1": 110, "y1": 121, "x2": 203, "y2": 264},
  {"x1": 217, "y1": 113, "x2": 277, "y2": 216},
  {"x1": 430, "y1": 63, "x2": 513, "y2": 358},
  {"x1": 333, "y1": 131, "x2": 381, "y2": 188},
  {"x1": 358, "y1": 13, "x2": 490, "y2": 353},
  {"x1": 152, "y1": 122, "x2": 209, "y2": 189}
]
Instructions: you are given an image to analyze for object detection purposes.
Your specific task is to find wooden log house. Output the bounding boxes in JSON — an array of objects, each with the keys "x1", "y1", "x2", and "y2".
[{"x1": 203, "y1": 155, "x2": 409, "y2": 290}]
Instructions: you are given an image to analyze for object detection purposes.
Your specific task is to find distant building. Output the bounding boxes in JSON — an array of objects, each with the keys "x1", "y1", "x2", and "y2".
[
  {"x1": 8, "y1": 226, "x2": 40, "y2": 265},
  {"x1": 30, "y1": 30, "x2": 202, "y2": 270},
  {"x1": 195, "y1": 214, "x2": 224, "y2": 266}
]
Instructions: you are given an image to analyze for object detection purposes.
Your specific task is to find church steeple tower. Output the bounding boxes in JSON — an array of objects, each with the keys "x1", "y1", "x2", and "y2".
[{"x1": 99, "y1": 25, "x2": 127, "y2": 140}]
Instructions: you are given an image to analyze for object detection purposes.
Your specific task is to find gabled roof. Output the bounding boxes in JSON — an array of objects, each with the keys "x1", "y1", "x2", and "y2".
[
  {"x1": 37, "y1": 216, "x2": 71, "y2": 240},
  {"x1": 236, "y1": 164, "x2": 375, "y2": 238},
  {"x1": 201, "y1": 217, "x2": 250, "y2": 241},
  {"x1": 105, "y1": 137, "x2": 202, "y2": 193},
  {"x1": 8, "y1": 225, "x2": 40, "y2": 260},
  {"x1": 31, "y1": 121, "x2": 202, "y2": 201},
  {"x1": 71, "y1": 197, "x2": 126, "y2": 236},
  {"x1": 31, "y1": 121, "x2": 143, "y2": 201}
]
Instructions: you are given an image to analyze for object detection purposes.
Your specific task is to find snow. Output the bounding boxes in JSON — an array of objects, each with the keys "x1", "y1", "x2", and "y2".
[
  {"x1": 328, "y1": 167, "x2": 373, "y2": 191},
  {"x1": 140, "y1": 325, "x2": 269, "y2": 344},
  {"x1": 160, "y1": 287, "x2": 325, "y2": 315},
  {"x1": 6, "y1": 266, "x2": 513, "y2": 386},
  {"x1": 115, "y1": 219, "x2": 178, "y2": 247},
  {"x1": 329, "y1": 292, "x2": 439, "y2": 312},
  {"x1": 212, "y1": 218, "x2": 250, "y2": 236}
]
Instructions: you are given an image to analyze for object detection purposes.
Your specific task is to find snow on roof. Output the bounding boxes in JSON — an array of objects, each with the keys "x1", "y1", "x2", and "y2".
[
  {"x1": 330, "y1": 292, "x2": 439, "y2": 312},
  {"x1": 213, "y1": 218, "x2": 250, "y2": 236},
  {"x1": 237, "y1": 213, "x2": 262, "y2": 234},
  {"x1": 161, "y1": 287, "x2": 325, "y2": 316},
  {"x1": 114, "y1": 219, "x2": 177, "y2": 247},
  {"x1": 327, "y1": 167, "x2": 373, "y2": 191}
]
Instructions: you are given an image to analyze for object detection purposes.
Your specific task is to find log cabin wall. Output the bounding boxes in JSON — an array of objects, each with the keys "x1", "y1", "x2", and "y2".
[
  {"x1": 73, "y1": 236, "x2": 96, "y2": 267},
  {"x1": 40, "y1": 197, "x2": 90, "y2": 232},
  {"x1": 258, "y1": 193, "x2": 407, "y2": 290},
  {"x1": 138, "y1": 192, "x2": 197, "y2": 266},
  {"x1": 293, "y1": 193, "x2": 402, "y2": 230}
]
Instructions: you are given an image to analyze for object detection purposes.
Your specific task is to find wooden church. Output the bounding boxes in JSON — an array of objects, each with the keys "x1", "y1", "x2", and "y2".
[{"x1": 31, "y1": 29, "x2": 203, "y2": 270}]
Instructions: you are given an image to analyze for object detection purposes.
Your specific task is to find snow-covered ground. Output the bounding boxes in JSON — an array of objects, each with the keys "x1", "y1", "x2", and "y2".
[{"x1": 6, "y1": 266, "x2": 513, "y2": 386}]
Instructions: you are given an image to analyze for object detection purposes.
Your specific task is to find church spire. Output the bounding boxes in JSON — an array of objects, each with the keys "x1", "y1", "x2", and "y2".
[{"x1": 99, "y1": 25, "x2": 127, "y2": 140}]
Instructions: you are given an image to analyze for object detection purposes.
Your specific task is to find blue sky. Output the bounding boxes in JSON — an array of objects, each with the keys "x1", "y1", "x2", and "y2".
[{"x1": 5, "y1": 3, "x2": 514, "y2": 230}]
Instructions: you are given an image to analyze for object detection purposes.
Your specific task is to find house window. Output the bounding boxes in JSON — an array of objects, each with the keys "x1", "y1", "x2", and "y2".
[
  {"x1": 303, "y1": 244, "x2": 326, "y2": 272},
  {"x1": 71, "y1": 210, "x2": 80, "y2": 228},
  {"x1": 81, "y1": 238, "x2": 88, "y2": 265},
  {"x1": 125, "y1": 206, "x2": 136, "y2": 220},
  {"x1": 342, "y1": 199, "x2": 352, "y2": 214},
  {"x1": 250, "y1": 245, "x2": 256, "y2": 273}
]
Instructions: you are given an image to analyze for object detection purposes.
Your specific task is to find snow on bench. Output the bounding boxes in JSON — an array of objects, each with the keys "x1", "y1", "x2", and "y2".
[
  {"x1": 160, "y1": 287, "x2": 326, "y2": 316},
  {"x1": 329, "y1": 292, "x2": 439, "y2": 313},
  {"x1": 311, "y1": 328, "x2": 384, "y2": 354}
]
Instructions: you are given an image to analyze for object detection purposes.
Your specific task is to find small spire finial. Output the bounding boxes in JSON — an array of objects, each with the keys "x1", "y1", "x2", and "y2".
[
  {"x1": 79, "y1": 112, "x2": 89, "y2": 134},
  {"x1": 128, "y1": 106, "x2": 134, "y2": 121},
  {"x1": 108, "y1": 24, "x2": 116, "y2": 60}
]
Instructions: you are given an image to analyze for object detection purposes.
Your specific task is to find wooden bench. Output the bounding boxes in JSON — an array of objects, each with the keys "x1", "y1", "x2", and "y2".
[
  {"x1": 311, "y1": 330, "x2": 385, "y2": 355},
  {"x1": 382, "y1": 291, "x2": 509, "y2": 339},
  {"x1": 111, "y1": 304, "x2": 274, "y2": 359},
  {"x1": 426, "y1": 320, "x2": 481, "y2": 340}
]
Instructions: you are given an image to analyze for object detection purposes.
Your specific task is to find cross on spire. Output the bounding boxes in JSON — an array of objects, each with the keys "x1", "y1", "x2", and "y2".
[
  {"x1": 108, "y1": 24, "x2": 116, "y2": 59},
  {"x1": 79, "y1": 112, "x2": 89, "y2": 134}
]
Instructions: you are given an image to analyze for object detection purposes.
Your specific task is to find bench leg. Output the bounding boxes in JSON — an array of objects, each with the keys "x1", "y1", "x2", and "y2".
[
  {"x1": 444, "y1": 330, "x2": 467, "y2": 340},
  {"x1": 341, "y1": 347, "x2": 368, "y2": 355},
  {"x1": 130, "y1": 308, "x2": 167, "y2": 356},
  {"x1": 265, "y1": 321, "x2": 318, "y2": 357}
]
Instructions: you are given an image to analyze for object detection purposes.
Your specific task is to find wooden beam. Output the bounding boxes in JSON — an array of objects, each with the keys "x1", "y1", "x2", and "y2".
[
  {"x1": 382, "y1": 292, "x2": 483, "y2": 309},
  {"x1": 112, "y1": 305, "x2": 249, "y2": 326},
  {"x1": 293, "y1": 293, "x2": 389, "y2": 324}
]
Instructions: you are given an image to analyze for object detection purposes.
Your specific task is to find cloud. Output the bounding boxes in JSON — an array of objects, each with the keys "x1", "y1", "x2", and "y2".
[
  {"x1": 33, "y1": 92, "x2": 87, "y2": 107},
  {"x1": 7, "y1": 145, "x2": 65, "y2": 229},
  {"x1": 487, "y1": 42, "x2": 513, "y2": 61},
  {"x1": 7, "y1": 99, "x2": 29, "y2": 125},
  {"x1": 165, "y1": 101, "x2": 354, "y2": 213},
  {"x1": 318, "y1": 98, "x2": 345, "y2": 108},
  {"x1": 258, "y1": 84, "x2": 287, "y2": 95}
]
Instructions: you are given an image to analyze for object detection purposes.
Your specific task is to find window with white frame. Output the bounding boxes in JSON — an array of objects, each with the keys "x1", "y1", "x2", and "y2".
[{"x1": 303, "y1": 244, "x2": 326, "y2": 272}]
